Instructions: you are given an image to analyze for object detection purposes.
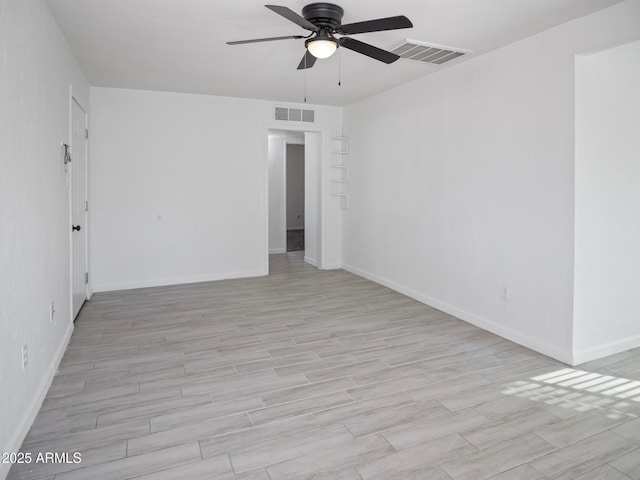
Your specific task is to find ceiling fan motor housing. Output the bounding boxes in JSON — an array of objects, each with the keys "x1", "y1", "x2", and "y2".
[{"x1": 302, "y1": 3, "x2": 344, "y2": 30}]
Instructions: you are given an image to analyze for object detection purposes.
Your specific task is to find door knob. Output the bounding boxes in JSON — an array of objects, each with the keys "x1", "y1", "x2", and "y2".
[{"x1": 72, "y1": 225, "x2": 81, "y2": 232}]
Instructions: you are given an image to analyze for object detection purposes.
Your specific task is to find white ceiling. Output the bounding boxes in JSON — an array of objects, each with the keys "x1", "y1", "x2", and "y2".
[{"x1": 46, "y1": 0, "x2": 623, "y2": 106}]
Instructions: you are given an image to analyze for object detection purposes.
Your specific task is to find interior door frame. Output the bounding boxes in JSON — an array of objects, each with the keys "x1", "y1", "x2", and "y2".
[
  {"x1": 264, "y1": 124, "x2": 328, "y2": 274},
  {"x1": 68, "y1": 86, "x2": 90, "y2": 321}
]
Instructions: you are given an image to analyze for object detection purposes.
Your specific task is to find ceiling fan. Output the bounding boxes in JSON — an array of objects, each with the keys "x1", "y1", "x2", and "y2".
[{"x1": 227, "y1": 3, "x2": 413, "y2": 70}]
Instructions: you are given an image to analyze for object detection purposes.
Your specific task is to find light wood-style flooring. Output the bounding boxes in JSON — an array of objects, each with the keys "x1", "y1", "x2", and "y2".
[{"x1": 9, "y1": 252, "x2": 640, "y2": 479}]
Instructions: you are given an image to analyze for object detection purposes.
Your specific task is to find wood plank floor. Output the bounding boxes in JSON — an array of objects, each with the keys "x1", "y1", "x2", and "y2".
[{"x1": 10, "y1": 252, "x2": 640, "y2": 480}]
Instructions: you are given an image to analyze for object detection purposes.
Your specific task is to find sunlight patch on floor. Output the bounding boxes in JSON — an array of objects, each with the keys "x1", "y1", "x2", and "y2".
[{"x1": 501, "y1": 368, "x2": 640, "y2": 420}]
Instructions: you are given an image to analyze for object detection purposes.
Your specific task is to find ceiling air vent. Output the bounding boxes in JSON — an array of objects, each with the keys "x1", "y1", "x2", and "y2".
[
  {"x1": 275, "y1": 107, "x2": 315, "y2": 123},
  {"x1": 390, "y1": 40, "x2": 471, "y2": 65}
]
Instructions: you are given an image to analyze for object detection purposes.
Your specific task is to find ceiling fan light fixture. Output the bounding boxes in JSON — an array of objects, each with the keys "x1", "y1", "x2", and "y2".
[
  {"x1": 307, "y1": 39, "x2": 337, "y2": 58},
  {"x1": 306, "y1": 31, "x2": 338, "y2": 59}
]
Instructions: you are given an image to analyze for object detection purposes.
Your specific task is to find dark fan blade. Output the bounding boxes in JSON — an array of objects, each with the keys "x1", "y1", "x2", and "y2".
[
  {"x1": 339, "y1": 37, "x2": 399, "y2": 64},
  {"x1": 227, "y1": 35, "x2": 304, "y2": 45},
  {"x1": 339, "y1": 15, "x2": 413, "y2": 35},
  {"x1": 297, "y1": 50, "x2": 318, "y2": 70},
  {"x1": 266, "y1": 5, "x2": 318, "y2": 31}
]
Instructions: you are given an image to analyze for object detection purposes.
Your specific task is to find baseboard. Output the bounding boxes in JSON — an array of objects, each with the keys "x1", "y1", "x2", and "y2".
[
  {"x1": 1, "y1": 321, "x2": 74, "y2": 479},
  {"x1": 269, "y1": 248, "x2": 286, "y2": 254},
  {"x1": 93, "y1": 269, "x2": 266, "y2": 293},
  {"x1": 573, "y1": 334, "x2": 640, "y2": 365},
  {"x1": 304, "y1": 256, "x2": 318, "y2": 267},
  {"x1": 321, "y1": 263, "x2": 342, "y2": 270},
  {"x1": 341, "y1": 263, "x2": 573, "y2": 365}
]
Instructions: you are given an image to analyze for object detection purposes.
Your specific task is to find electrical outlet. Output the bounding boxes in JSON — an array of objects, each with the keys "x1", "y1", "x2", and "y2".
[
  {"x1": 22, "y1": 344, "x2": 28, "y2": 369},
  {"x1": 50, "y1": 302, "x2": 55, "y2": 323}
]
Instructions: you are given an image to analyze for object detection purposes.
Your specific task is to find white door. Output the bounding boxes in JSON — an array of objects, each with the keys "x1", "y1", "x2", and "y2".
[{"x1": 71, "y1": 99, "x2": 88, "y2": 319}]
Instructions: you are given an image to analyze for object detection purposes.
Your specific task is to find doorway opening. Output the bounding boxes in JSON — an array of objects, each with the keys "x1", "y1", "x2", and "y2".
[
  {"x1": 267, "y1": 128, "x2": 322, "y2": 272},
  {"x1": 286, "y1": 143, "x2": 305, "y2": 252}
]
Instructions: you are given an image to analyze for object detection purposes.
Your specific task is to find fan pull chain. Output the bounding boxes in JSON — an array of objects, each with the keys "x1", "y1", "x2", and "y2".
[
  {"x1": 304, "y1": 54, "x2": 307, "y2": 103},
  {"x1": 338, "y1": 48, "x2": 341, "y2": 86}
]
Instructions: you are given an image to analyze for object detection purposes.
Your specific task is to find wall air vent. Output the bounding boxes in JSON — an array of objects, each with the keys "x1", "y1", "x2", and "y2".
[
  {"x1": 390, "y1": 40, "x2": 471, "y2": 65},
  {"x1": 275, "y1": 107, "x2": 315, "y2": 123}
]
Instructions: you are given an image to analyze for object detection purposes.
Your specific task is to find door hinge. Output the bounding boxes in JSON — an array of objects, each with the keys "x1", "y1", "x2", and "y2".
[
  {"x1": 84, "y1": 272, "x2": 89, "y2": 284},
  {"x1": 84, "y1": 128, "x2": 89, "y2": 140},
  {"x1": 84, "y1": 200, "x2": 89, "y2": 212}
]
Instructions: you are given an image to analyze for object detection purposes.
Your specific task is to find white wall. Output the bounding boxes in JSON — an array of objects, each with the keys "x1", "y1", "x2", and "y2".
[
  {"x1": 342, "y1": 0, "x2": 640, "y2": 364},
  {"x1": 573, "y1": 39, "x2": 640, "y2": 363},
  {"x1": 0, "y1": 0, "x2": 89, "y2": 476},
  {"x1": 286, "y1": 144, "x2": 305, "y2": 230},
  {"x1": 90, "y1": 88, "x2": 342, "y2": 290}
]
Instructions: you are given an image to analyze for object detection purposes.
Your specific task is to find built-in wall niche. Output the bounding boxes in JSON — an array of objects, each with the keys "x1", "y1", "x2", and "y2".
[{"x1": 330, "y1": 131, "x2": 348, "y2": 209}]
